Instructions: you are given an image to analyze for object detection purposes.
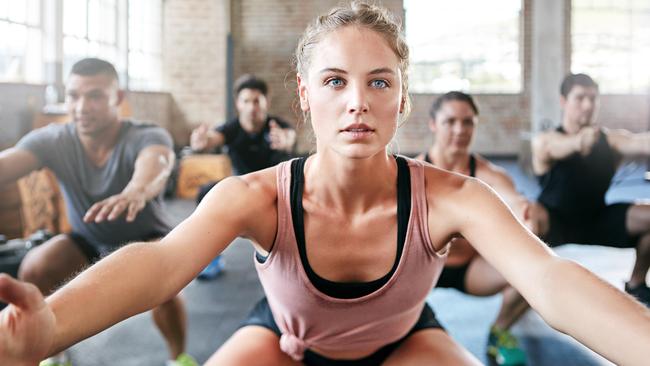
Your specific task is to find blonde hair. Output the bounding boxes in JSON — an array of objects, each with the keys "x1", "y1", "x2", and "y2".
[{"x1": 294, "y1": 1, "x2": 411, "y2": 123}]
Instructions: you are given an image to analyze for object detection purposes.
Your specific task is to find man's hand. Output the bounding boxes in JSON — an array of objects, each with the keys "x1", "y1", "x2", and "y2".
[
  {"x1": 268, "y1": 120, "x2": 296, "y2": 152},
  {"x1": 83, "y1": 188, "x2": 147, "y2": 223},
  {"x1": 0, "y1": 274, "x2": 55, "y2": 365},
  {"x1": 190, "y1": 124, "x2": 210, "y2": 152},
  {"x1": 577, "y1": 126, "x2": 600, "y2": 156},
  {"x1": 84, "y1": 144, "x2": 174, "y2": 224}
]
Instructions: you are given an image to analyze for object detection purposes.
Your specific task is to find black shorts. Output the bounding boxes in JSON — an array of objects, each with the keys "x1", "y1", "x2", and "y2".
[
  {"x1": 68, "y1": 231, "x2": 167, "y2": 263},
  {"x1": 435, "y1": 263, "x2": 470, "y2": 293},
  {"x1": 240, "y1": 297, "x2": 445, "y2": 366},
  {"x1": 543, "y1": 203, "x2": 638, "y2": 248}
]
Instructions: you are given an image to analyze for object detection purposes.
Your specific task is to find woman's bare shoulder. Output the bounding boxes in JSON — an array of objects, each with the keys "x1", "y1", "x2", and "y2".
[
  {"x1": 194, "y1": 166, "x2": 280, "y2": 247},
  {"x1": 198, "y1": 165, "x2": 280, "y2": 219},
  {"x1": 421, "y1": 162, "x2": 497, "y2": 213},
  {"x1": 422, "y1": 162, "x2": 474, "y2": 194},
  {"x1": 238, "y1": 165, "x2": 279, "y2": 198}
]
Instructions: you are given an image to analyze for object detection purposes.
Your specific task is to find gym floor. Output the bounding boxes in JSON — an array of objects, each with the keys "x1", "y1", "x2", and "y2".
[{"x1": 66, "y1": 158, "x2": 649, "y2": 366}]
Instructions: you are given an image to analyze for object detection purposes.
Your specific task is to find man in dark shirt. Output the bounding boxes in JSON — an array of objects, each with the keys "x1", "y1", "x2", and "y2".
[
  {"x1": 469, "y1": 74, "x2": 650, "y2": 365},
  {"x1": 531, "y1": 73, "x2": 650, "y2": 305},
  {"x1": 190, "y1": 74, "x2": 296, "y2": 279},
  {"x1": 190, "y1": 74, "x2": 295, "y2": 174}
]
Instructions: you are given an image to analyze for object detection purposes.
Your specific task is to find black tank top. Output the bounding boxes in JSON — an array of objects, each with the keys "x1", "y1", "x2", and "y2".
[
  {"x1": 288, "y1": 156, "x2": 412, "y2": 299},
  {"x1": 424, "y1": 152, "x2": 477, "y2": 177},
  {"x1": 537, "y1": 127, "x2": 620, "y2": 218}
]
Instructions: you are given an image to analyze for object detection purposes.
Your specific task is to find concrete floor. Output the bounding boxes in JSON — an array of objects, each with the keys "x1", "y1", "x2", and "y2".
[{"x1": 17, "y1": 159, "x2": 650, "y2": 365}]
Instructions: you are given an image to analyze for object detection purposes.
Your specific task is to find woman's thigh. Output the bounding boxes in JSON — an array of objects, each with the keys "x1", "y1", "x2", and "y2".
[
  {"x1": 205, "y1": 325, "x2": 303, "y2": 366},
  {"x1": 383, "y1": 329, "x2": 482, "y2": 366}
]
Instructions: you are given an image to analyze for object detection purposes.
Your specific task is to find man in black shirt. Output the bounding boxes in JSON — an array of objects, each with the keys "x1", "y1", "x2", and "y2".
[
  {"x1": 190, "y1": 74, "x2": 295, "y2": 174},
  {"x1": 190, "y1": 74, "x2": 296, "y2": 279},
  {"x1": 531, "y1": 73, "x2": 650, "y2": 305}
]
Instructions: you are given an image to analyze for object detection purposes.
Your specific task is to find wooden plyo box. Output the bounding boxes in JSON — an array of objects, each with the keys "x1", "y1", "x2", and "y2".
[
  {"x1": 176, "y1": 154, "x2": 232, "y2": 199},
  {"x1": 0, "y1": 169, "x2": 68, "y2": 239}
]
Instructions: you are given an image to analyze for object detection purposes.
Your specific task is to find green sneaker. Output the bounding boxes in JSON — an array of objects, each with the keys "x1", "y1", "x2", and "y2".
[
  {"x1": 39, "y1": 357, "x2": 72, "y2": 366},
  {"x1": 167, "y1": 353, "x2": 199, "y2": 366},
  {"x1": 487, "y1": 326, "x2": 527, "y2": 365}
]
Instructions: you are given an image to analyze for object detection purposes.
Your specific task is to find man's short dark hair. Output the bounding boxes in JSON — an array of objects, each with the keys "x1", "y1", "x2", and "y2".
[
  {"x1": 234, "y1": 74, "x2": 268, "y2": 97},
  {"x1": 560, "y1": 73, "x2": 599, "y2": 97},
  {"x1": 70, "y1": 58, "x2": 119, "y2": 81},
  {"x1": 429, "y1": 91, "x2": 479, "y2": 119}
]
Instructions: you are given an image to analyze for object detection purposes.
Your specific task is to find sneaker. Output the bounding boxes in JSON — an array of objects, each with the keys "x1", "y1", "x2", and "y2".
[
  {"x1": 166, "y1": 353, "x2": 199, "y2": 366},
  {"x1": 625, "y1": 282, "x2": 650, "y2": 307},
  {"x1": 487, "y1": 326, "x2": 527, "y2": 365},
  {"x1": 39, "y1": 353, "x2": 71, "y2": 366},
  {"x1": 197, "y1": 256, "x2": 225, "y2": 280}
]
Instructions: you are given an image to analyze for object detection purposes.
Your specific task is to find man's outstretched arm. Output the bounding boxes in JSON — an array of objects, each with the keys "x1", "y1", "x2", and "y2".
[{"x1": 83, "y1": 145, "x2": 175, "y2": 223}]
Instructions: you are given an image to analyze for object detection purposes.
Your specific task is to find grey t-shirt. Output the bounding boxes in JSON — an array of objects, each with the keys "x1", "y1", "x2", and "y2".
[{"x1": 16, "y1": 120, "x2": 173, "y2": 252}]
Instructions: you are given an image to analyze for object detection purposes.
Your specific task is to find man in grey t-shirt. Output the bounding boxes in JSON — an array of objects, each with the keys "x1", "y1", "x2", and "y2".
[{"x1": 0, "y1": 58, "x2": 197, "y2": 366}]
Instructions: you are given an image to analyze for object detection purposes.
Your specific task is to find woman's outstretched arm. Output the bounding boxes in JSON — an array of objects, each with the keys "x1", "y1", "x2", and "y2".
[
  {"x1": 0, "y1": 172, "x2": 277, "y2": 364},
  {"x1": 434, "y1": 174, "x2": 650, "y2": 365}
]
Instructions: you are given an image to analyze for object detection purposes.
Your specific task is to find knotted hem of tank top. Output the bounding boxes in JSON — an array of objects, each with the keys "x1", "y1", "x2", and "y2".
[{"x1": 280, "y1": 333, "x2": 309, "y2": 361}]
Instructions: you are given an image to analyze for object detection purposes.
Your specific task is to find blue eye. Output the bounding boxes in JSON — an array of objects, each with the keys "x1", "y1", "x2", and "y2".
[
  {"x1": 326, "y1": 78, "x2": 345, "y2": 87},
  {"x1": 371, "y1": 79, "x2": 388, "y2": 89}
]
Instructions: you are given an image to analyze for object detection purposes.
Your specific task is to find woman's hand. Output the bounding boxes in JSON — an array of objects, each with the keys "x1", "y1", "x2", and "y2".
[{"x1": 0, "y1": 274, "x2": 55, "y2": 366}]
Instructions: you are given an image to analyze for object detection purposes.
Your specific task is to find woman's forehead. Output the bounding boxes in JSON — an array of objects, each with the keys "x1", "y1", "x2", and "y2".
[
  {"x1": 307, "y1": 26, "x2": 400, "y2": 74},
  {"x1": 437, "y1": 101, "x2": 477, "y2": 118}
]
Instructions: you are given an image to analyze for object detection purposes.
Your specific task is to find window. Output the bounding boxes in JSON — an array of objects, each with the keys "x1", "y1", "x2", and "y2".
[
  {"x1": 128, "y1": 0, "x2": 163, "y2": 91},
  {"x1": 63, "y1": 0, "x2": 120, "y2": 79},
  {"x1": 1, "y1": 0, "x2": 163, "y2": 90},
  {"x1": 572, "y1": 0, "x2": 650, "y2": 94},
  {"x1": 0, "y1": 0, "x2": 43, "y2": 83},
  {"x1": 404, "y1": 0, "x2": 523, "y2": 94}
]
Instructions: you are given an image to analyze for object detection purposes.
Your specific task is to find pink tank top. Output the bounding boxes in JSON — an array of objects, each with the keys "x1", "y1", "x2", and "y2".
[{"x1": 255, "y1": 157, "x2": 448, "y2": 361}]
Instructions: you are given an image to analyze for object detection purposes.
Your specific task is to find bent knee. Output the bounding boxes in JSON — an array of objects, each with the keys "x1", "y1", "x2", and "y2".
[
  {"x1": 384, "y1": 329, "x2": 481, "y2": 366},
  {"x1": 18, "y1": 250, "x2": 50, "y2": 284},
  {"x1": 206, "y1": 327, "x2": 299, "y2": 366},
  {"x1": 157, "y1": 294, "x2": 187, "y2": 313},
  {"x1": 17, "y1": 234, "x2": 87, "y2": 292}
]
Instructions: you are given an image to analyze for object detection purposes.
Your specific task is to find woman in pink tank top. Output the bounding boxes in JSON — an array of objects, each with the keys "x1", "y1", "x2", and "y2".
[{"x1": 1, "y1": 2, "x2": 649, "y2": 366}]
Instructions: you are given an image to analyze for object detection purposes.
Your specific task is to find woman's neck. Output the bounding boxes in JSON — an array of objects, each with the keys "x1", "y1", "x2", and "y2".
[{"x1": 303, "y1": 151, "x2": 397, "y2": 215}]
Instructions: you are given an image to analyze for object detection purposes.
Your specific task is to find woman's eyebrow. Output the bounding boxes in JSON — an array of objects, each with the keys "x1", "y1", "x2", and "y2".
[
  {"x1": 368, "y1": 68, "x2": 395, "y2": 75},
  {"x1": 319, "y1": 67, "x2": 347, "y2": 74},
  {"x1": 318, "y1": 67, "x2": 395, "y2": 75}
]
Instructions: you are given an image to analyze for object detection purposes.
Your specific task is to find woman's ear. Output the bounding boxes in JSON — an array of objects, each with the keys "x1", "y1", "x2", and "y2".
[
  {"x1": 297, "y1": 73, "x2": 310, "y2": 111},
  {"x1": 399, "y1": 96, "x2": 405, "y2": 114}
]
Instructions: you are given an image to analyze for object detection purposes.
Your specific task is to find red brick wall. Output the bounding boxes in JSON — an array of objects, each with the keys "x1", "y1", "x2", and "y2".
[
  {"x1": 163, "y1": 0, "x2": 229, "y2": 145},
  {"x1": 599, "y1": 95, "x2": 650, "y2": 133}
]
